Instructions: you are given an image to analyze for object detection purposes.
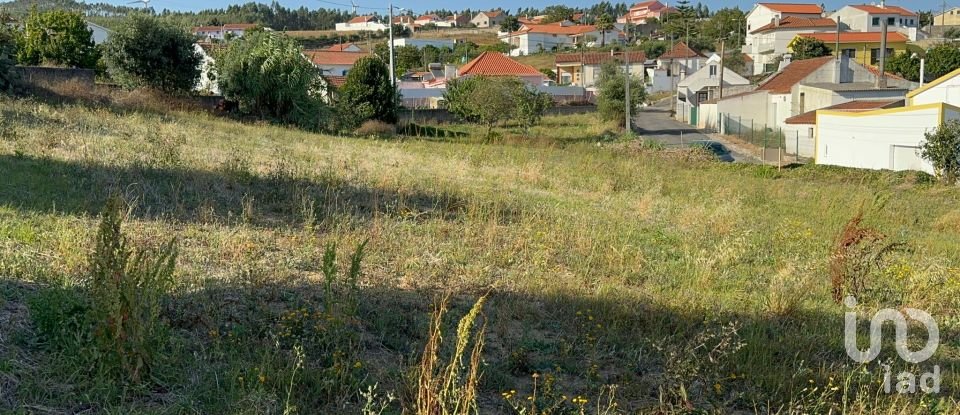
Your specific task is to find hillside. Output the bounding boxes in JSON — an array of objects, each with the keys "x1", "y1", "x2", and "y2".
[{"x1": 1, "y1": 97, "x2": 959, "y2": 413}]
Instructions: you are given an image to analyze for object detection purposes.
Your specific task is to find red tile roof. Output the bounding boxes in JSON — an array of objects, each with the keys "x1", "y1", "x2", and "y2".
[
  {"x1": 750, "y1": 16, "x2": 837, "y2": 33},
  {"x1": 417, "y1": 14, "x2": 441, "y2": 21},
  {"x1": 850, "y1": 5, "x2": 916, "y2": 16},
  {"x1": 348, "y1": 15, "x2": 375, "y2": 24},
  {"x1": 659, "y1": 41, "x2": 704, "y2": 59},
  {"x1": 304, "y1": 50, "x2": 369, "y2": 66},
  {"x1": 458, "y1": 52, "x2": 543, "y2": 77},
  {"x1": 798, "y1": 31, "x2": 909, "y2": 43},
  {"x1": 742, "y1": 53, "x2": 753, "y2": 62},
  {"x1": 631, "y1": 0, "x2": 666, "y2": 10},
  {"x1": 327, "y1": 43, "x2": 359, "y2": 51},
  {"x1": 758, "y1": 3, "x2": 824, "y2": 14},
  {"x1": 865, "y1": 65, "x2": 909, "y2": 81},
  {"x1": 757, "y1": 55, "x2": 834, "y2": 94},
  {"x1": 193, "y1": 23, "x2": 258, "y2": 33},
  {"x1": 323, "y1": 75, "x2": 348, "y2": 88},
  {"x1": 482, "y1": 10, "x2": 503, "y2": 18},
  {"x1": 556, "y1": 51, "x2": 646, "y2": 65},
  {"x1": 784, "y1": 99, "x2": 902, "y2": 124}
]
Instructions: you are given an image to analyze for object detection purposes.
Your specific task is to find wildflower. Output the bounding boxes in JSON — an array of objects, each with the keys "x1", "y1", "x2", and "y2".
[
  {"x1": 354, "y1": 361, "x2": 362, "y2": 369},
  {"x1": 714, "y1": 383, "x2": 722, "y2": 393},
  {"x1": 259, "y1": 374, "x2": 267, "y2": 384}
]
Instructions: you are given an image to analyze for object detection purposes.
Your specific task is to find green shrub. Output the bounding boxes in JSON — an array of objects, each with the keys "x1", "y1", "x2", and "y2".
[
  {"x1": 102, "y1": 15, "x2": 200, "y2": 92},
  {"x1": 28, "y1": 286, "x2": 90, "y2": 351},
  {"x1": 596, "y1": 61, "x2": 646, "y2": 128},
  {"x1": 336, "y1": 56, "x2": 398, "y2": 130},
  {"x1": 17, "y1": 8, "x2": 99, "y2": 69},
  {"x1": 86, "y1": 196, "x2": 177, "y2": 383}
]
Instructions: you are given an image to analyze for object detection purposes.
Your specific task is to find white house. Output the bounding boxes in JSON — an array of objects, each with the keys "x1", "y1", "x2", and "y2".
[
  {"x1": 783, "y1": 99, "x2": 902, "y2": 157},
  {"x1": 815, "y1": 67, "x2": 960, "y2": 173},
  {"x1": 675, "y1": 54, "x2": 752, "y2": 123},
  {"x1": 500, "y1": 22, "x2": 622, "y2": 56},
  {"x1": 744, "y1": 3, "x2": 825, "y2": 73},
  {"x1": 618, "y1": 0, "x2": 674, "y2": 24},
  {"x1": 192, "y1": 23, "x2": 259, "y2": 41},
  {"x1": 303, "y1": 50, "x2": 368, "y2": 76},
  {"x1": 86, "y1": 21, "x2": 111, "y2": 44},
  {"x1": 830, "y1": 5, "x2": 920, "y2": 41},
  {"x1": 716, "y1": 55, "x2": 914, "y2": 138},
  {"x1": 335, "y1": 16, "x2": 388, "y2": 32},
  {"x1": 471, "y1": 11, "x2": 507, "y2": 28},
  {"x1": 648, "y1": 41, "x2": 709, "y2": 93}
]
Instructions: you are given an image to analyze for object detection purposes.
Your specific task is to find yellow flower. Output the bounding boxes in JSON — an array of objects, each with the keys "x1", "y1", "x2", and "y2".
[
  {"x1": 714, "y1": 383, "x2": 722, "y2": 393},
  {"x1": 259, "y1": 374, "x2": 267, "y2": 384},
  {"x1": 354, "y1": 361, "x2": 363, "y2": 369}
]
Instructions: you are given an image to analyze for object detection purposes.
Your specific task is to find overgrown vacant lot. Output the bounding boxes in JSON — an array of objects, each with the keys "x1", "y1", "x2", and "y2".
[{"x1": 0, "y1": 97, "x2": 959, "y2": 414}]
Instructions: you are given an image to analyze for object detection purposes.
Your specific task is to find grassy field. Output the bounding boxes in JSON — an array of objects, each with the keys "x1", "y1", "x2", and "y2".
[
  {"x1": 513, "y1": 54, "x2": 558, "y2": 72},
  {"x1": 1, "y1": 96, "x2": 959, "y2": 414}
]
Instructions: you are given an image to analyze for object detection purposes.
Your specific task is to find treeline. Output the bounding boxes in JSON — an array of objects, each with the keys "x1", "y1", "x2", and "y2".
[{"x1": 153, "y1": 2, "x2": 353, "y2": 31}]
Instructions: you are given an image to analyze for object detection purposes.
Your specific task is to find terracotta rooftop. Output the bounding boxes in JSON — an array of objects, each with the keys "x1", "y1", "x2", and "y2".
[
  {"x1": 515, "y1": 23, "x2": 600, "y2": 36},
  {"x1": 630, "y1": 0, "x2": 666, "y2": 9},
  {"x1": 784, "y1": 99, "x2": 902, "y2": 124},
  {"x1": 850, "y1": 5, "x2": 916, "y2": 16},
  {"x1": 757, "y1": 55, "x2": 834, "y2": 94},
  {"x1": 304, "y1": 50, "x2": 369, "y2": 66},
  {"x1": 798, "y1": 31, "x2": 909, "y2": 43},
  {"x1": 347, "y1": 15, "x2": 375, "y2": 24},
  {"x1": 482, "y1": 10, "x2": 503, "y2": 17},
  {"x1": 659, "y1": 41, "x2": 705, "y2": 59},
  {"x1": 327, "y1": 43, "x2": 359, "y2": 51},
  {"x1": 750, "y1": 16, "x2": 837, "y2": 33},
  {"x1": 758, "y1": 3, "x2": 824, "y2": 14},
  {"x1": 323, "y1": 75, "x2": 348, "y2": 88},
  {"x1": 458, "y1": 51, "x2": 543, "y2": 77},
  {"x1": 556, "y1": 51, "x2": 646, "y2": 65}
]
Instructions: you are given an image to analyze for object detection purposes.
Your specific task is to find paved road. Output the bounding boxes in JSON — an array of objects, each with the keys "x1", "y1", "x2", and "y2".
[{"x1": 634, "y1": 101, "x2": 754, "y2": 162}]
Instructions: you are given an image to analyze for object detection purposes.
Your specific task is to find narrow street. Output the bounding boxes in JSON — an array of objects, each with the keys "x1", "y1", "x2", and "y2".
[{"x1": 633, "y1": 100, "x2": 755, "y2": 162}]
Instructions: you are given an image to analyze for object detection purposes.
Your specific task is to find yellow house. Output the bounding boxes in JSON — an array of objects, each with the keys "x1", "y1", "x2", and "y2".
[{"x1": 789, "y1": 32, "x2": 908, "y2": 67}]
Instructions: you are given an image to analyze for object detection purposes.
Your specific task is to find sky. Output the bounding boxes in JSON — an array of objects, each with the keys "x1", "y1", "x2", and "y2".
[{"x1": 91, "y1": 0, "x2": 948, "y2": 14}]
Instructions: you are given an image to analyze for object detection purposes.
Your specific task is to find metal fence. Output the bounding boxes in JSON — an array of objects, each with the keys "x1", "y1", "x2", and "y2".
[{"x1": 719, "y1": 113, "x2": 813, "y2": 164}]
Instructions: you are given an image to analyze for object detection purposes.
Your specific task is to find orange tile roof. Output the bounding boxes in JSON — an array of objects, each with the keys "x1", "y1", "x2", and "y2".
[
  {"x1": 555, "y1": 51, "x2": 646, "y2": 65},
  {"x1": 193, "y1": 23, "x2": 258, "y2": 33},
  {"x1": 757, "y1": 55, "x2": 834, "y2": 94},
  {"x1": 482, "y1": 10, "x2": 503, "y2": 18},
  {"x1": 323, "y1": 75, "x2": 348, "y2": 88},
  {"x1": 304, "y1": 50, "x2": 369, "y2": 66},
  {"x1": 750, "y1": 16, "x2": 837, "y2": 33},
  {"x1": 864, "y1": 65, "x2": 908, "y2": 81},
  {"x1": 850, "y1": 5, "x2": 916, "y2": 16},
  {"x1": 348, "y1": 15, "x2": 375, "y2": 24},
  {"x1": 742, "y1": 53, "x2": 754, "y2": 62},
  {"x1": 758, "y1": 3, "x2": 823, "y2": 14},
  {"x1": 798, "y1": 31, "x2": 909, "y2": 43},
  {"x1": 659, "y1": 41, "x2": 704, "y2": 59},
  {"x1": 327, "y1": 43, "x2": 359, "y2": 51},
  {"x1": 417, "y1": 14, "x2": 441, "y2": 21},
  {"x1": 458, "y1": 52, "x2": 543, "y2": 77},
  {"x1": 784, "y1": 99, "x2": 902, "y2": 124},
  {"x1": 631, "y1": 0, "x2": 666, "y2": 9}
]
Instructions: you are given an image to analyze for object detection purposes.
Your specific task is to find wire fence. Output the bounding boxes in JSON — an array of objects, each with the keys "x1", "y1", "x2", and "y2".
[{"x1": 719, "y1": 113, "x2": 814, "y2": 164}]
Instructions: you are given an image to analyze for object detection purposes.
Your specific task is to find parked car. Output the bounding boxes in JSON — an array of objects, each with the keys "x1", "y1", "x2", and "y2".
[{"x1": 690, "y1": 140, "x2": 734, "y2": 162}]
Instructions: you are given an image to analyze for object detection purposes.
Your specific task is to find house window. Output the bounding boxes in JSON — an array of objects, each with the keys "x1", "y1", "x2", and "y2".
[
  {"x1": 887, "y1": 17, "x2": 896, "y2": 25},
  {"x1": 808, "y1": 127, "x2": 814, "y2": 138},
  {"x1": 799, "y1": 92, "x2": 805, "y2": 114},
  {"x1": 709, "y1": 65, "x2": 717, "y2": 77},
  {"x1": 841, "y1": 48, "x2": 856, "y2": 58},
  {"x1": 872, "y1": 17, "x2": 880, "y2": 26},
  {"x1": 697, "y1": 91, "x2": 709, "y2": 103},
  {"x1": 870, "y1": 48, "x2": 895, "y2": 64}
]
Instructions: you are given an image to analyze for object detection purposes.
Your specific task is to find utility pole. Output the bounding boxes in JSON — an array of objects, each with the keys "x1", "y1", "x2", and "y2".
[
  {"x1": 718, "y1": 37, "x2": 725, "y2": 99},
  {"x1": 625, "y1": 50, "x2": 632, "y2": 132},
  {"x1": 877, "y1": 19, "x2": 888, "y2": 89},
  {"x1": 388, "y1": 2, "x2": 395, "y2": 85}
]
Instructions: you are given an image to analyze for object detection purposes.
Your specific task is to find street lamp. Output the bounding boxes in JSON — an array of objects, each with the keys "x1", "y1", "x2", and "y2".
[{"x1": 388, "y1": 3, "x2": 407, "y2": 86}]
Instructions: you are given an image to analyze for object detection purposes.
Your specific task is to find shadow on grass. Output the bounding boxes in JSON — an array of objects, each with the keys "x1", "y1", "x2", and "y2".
[
  {"x1": 4, "y1": 272, "x2": 954, "y2": 413},
  {"x1": 397, "y1": 123, "x2": 468, "y2": 139},
  {"x1": 0, "y1": 154, "x2": 521, "y2": 228}
]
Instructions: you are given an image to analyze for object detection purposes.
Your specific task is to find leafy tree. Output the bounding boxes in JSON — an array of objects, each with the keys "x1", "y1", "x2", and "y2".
[
  {"x1": 723, "y1": 51, "x2": 746, "y2": 75},
  {"x1": 541, "y1": 5, "x2": 575, "y2": 24},
  {"x1": 640, "y1": 39, "x2": 670, "y2": 59},
  {"x1": 924, "y1": 42, "x2": 960, "y2": 81},
  {"x1": 337, "y1": 56, "x2": 398, "y2": 129},
  {"x1": 394, "y1": 44, "x2": 422, "y2": 75},
  {"x1": 702, "y1": 8, "x2": 746, "y2": 47},
  {"x1": 886, "y1": 51, "x2": 921, "y2": 82},
  {"x1": 391, "y1": 23, "x2": 412, "y2": 38},
  {"x1": 103, "y1": 15, "x2": 201, "y2": 92},
  {"x1": 215, "y1": 30, "x2": 327, "y2": 130},
  {"x1": 500, "y1": 15, "x2": 520, "y2": 33},
  {"x1": 17, "y1": 8, "x2": 99, "y2": 68},
  {"x1": 595, "y1": 13, "x2": 615, "y2": 47},
  {"x1": 662, "y1": 0, "x2": 698, "y2": 41},
  {"x1": 920, "y1": 120, "x2": 960, "y2": 184},
  {"x1": 789, "y1": 36, "x2": 831, "y2": 60},
  {"x1": 444, "y1": 76, "x2": 552, "y2": 136},
  {"x1": 596, "y1": 61, "x2": 646, "y2": 128}
]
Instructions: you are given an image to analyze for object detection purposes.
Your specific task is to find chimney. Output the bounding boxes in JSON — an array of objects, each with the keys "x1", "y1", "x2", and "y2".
[
  {"x1": 773, "y1": 16, "x2": 781, "y2": 27},
  {"x1": 877, "y1": 20, "x2": 888, "y2": 88},
  {"x1": 444, "y1": 64, "x2": 457, "y2": 79}
]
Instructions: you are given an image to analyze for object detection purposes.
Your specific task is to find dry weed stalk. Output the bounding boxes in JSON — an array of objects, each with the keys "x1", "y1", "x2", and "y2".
[
  {"x1": 417, "y1": 294, "x2": 487, "y2": 415},
  {"x1": 829, "y1": 207, "x2": 901, "y2": 303}
]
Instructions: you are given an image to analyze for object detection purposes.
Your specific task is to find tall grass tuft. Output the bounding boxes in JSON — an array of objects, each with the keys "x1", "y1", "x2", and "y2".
[
  {"x1": 417, "y1": 294, "x2": 487, "y2": 415},
  {"x1": 86, "y1": 196, "x2": 177, "y2": 383}
]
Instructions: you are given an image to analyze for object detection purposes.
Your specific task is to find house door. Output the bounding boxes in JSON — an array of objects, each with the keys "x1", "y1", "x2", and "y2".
[
  {"x1": 690, "y1": 106, "x2": 698, "y2": 126},
  {"x1": 890, "y1": 145, "x2": 924, "y2": 171}
]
